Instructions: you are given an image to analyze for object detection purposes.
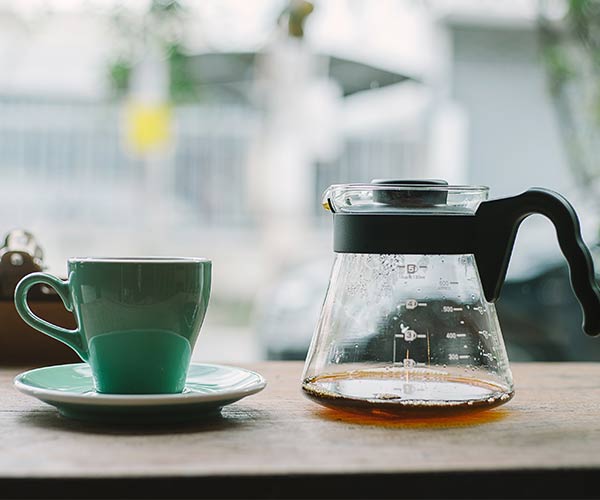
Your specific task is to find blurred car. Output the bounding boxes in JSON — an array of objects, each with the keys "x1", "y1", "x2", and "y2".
[{"x1": 255, "y1": 250, "x2": 600, "y2": 362}]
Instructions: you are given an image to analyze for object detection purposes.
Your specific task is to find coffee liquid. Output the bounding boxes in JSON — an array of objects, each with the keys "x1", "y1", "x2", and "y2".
[{"x1": 302, "y1": 370, "x2": 513, "y2": 417}]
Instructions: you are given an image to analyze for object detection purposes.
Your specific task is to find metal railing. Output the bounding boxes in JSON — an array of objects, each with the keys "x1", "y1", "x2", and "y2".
[{"x1": 0, "y1": 97, "x2": 423, "y2": 231}]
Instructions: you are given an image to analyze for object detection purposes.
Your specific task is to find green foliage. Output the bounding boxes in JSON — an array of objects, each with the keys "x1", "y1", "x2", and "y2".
[
  {"x1": 149, "y1": 0, "x2": 183, "y2": 15},
  {"x1": 108, "y1": 59, "x2": 132, "y2": 97},
  {"x1": 107, "y1": 0, "x2": 197, "y2": 103},
  {"x1": 539, "y1": 0, "x2": 600, "y2": 187},
  {"x1": 542, "y1": 44, "x2": 575, "y2": 96},
  {"x1": 166, "y1": 42, "x2": 198, "y2": 103}
]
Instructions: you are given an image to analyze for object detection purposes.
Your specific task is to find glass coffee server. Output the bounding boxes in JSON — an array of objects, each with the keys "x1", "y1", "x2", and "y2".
[{"x1": 302, "y1": 180, "x2": 600, "y2": 416}]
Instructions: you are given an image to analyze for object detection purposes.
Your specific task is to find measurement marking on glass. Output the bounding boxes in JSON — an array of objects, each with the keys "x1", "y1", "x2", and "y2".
[
  {"x1": 449, "y1": 281, "x2": 459, "y2": 285},
  {"x1": 400, "y1": 265, "x2": 427, "y2": 277},
  {"x1": 446, "y1": 332, "x2": 467, "y2": 339},
  {"x1": 442, "y1": 306, "x2": 463, "y2": 313},
  {"x1": 449, "y1": 353, "x2": 470, "y2": 361},
  {"x1": 403, "y1": 352, "x2": 416, "y2": 368},
  {"x1": 396, "y1": 331, "x2": 426, "y2": 342},
  {"x1": 459, "y1": 355, "x2": 470, "y2": 360},
  {"x1": 404, "y1": 299, "x2": 428, "y2": 310},
  {"x1": 394, "y1": 326, "x2": 426, "y2": 362},
  {"x1": 405, "y1": 299, "x2": 417, "y2": 310},
  {"x1": 426, "y1": 331, "x2": 431, "y2": 367}
]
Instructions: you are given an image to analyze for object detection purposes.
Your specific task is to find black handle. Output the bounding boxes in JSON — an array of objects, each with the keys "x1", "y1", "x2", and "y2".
[{"x1": 475, "y1": 188, "x2": 600, "y2": 336}]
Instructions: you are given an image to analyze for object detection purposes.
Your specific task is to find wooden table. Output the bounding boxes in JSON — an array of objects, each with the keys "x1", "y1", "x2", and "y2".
[{"x1": 2, "y1": 362, "x2": 600, "y2": 499}]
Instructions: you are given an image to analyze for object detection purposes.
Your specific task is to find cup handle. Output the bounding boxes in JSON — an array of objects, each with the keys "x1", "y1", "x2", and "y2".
[{"x1": 14, "y1": 272, "x2": 87, "y2": 361}]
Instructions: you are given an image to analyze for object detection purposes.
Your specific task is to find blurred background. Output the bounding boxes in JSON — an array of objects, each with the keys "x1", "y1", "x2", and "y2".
[{"x1": 2, "y1": 0, "x2": 600, "y2": 363}]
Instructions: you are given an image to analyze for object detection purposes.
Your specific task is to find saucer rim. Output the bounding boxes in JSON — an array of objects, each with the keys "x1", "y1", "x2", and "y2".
[{"x1": 14, "y1": 362, "x2": 266, "y2": 407}]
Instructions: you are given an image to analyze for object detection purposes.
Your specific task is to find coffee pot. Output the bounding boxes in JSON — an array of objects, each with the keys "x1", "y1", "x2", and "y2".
[{"x1": 302, "y1": 180, "x2": 600, "y2": 416}]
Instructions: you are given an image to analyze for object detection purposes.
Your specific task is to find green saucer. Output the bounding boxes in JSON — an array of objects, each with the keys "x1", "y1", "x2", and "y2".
[{"x1": 14, "y1": 363, "x2": 266, "y2": 424}]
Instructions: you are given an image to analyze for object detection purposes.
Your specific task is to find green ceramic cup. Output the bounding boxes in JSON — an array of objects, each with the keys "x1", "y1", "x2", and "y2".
[{"x1": 14, "y1": 257, "x2": 211, "y2": 394}]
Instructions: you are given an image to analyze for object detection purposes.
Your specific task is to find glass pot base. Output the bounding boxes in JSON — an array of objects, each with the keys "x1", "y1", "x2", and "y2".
[{"x1": 302, "y1": 369, "x2": 514, "y2": 417}]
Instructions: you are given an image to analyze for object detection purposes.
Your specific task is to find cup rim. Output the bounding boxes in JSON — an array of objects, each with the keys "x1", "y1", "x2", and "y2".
[{"x1": 68, "y1": 256, "x2": 211, "y2": 264}]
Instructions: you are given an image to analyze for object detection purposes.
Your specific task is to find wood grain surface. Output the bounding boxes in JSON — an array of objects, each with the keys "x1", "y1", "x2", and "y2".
[{"x1": 1, "y1": 362, "x2": 600, "y2": 499}]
